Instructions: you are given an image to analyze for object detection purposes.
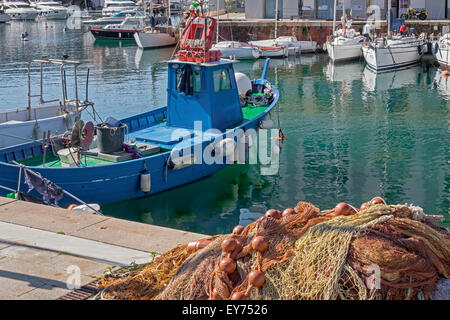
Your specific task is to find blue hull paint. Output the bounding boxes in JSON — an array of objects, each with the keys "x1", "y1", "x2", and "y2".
[{"x1": 0, "y1": 91, "x2": 278, "y2": 206}]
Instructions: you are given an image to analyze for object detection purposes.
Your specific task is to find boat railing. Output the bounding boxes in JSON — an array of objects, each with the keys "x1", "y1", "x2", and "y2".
[{"x1": 27, "y1": 58, "x2": 94, "y2": 121}]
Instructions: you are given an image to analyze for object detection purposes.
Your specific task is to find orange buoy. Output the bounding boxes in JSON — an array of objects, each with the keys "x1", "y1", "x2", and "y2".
[
  {"x1": 443, "y1": 70, "x2": 450, "y2": 77},
  {"x1": 187, "y1": 241, "x2": 198, "y2": 252},
  {"x1": 232, "y1": 225, "x2": 244, "y2": 235},
  {"x1": 230, "y1": 291, "x2": 247, "y2": 300},
  {"x1": 221, "y1": 238, "x2": 237, "y2": 253},
  {"x1": 334, "y1": 202, "x2": 357, "y2": 216},
  {"x1": 370, "y1": 197, "x2": 386, "y2": 205},
  {"x1": 67, "y1": 204, "x2": 77, "y2": 210},
  {"x1": 251, "y1": 236, "x2": 269, "y2": 253},
  {"x1": 248, "y1": 270, "x2": 265, "y2": 287},
  {"x1": 360, "y1": 202, "x2": 370, "y2": 211},
  {"x1": 282, "y1": 208, "x2": 295, "y2": 217},
  {"x1": 196, "y1": 239, "x2": 211, "y2": 251},
  {"x1": 265, "y1": 209, "x2": 282, "y2": 219},
  {"x1": 219, "y1": 257, "x2": 236, "y2": 274}
]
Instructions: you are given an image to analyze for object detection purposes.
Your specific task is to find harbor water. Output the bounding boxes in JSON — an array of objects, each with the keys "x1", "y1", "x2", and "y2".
[{"x1": 0, "y1": 21, "x2": 448, "y2": 235}]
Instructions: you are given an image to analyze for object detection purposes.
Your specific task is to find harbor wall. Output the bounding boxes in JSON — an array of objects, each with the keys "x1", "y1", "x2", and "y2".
[{"x1": 217, "y1": 20, "x2": 450, "y2": 46}]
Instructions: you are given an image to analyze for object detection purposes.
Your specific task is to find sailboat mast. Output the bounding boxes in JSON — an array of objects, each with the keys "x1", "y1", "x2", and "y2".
[
  {"x1": 332, "y1": 0, "x2": 337, "y2": 36},
  {"x1": 387, "y1": 0, "x2": 391, "y2": 37},
  {"x1": 274, "y1": 0, "x2": 278, "y2": 38},
  {"x1": 168, "y1": 0, "x2": 171, "y2": 18},
  {"x1": 216, "y1": 0, "x2": 219, "y2": 43}
]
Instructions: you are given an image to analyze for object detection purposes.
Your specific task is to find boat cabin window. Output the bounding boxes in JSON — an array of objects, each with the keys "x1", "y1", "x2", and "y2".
[
  {"x1": 194, "y1": 26, "x2": 204, "y2": 40},
  {"x1": 213, "y1": 68, "x2": 231, "y2": 92},
  {"x1": 176, "y1": 65, "x2": 201, "y2": 95}
]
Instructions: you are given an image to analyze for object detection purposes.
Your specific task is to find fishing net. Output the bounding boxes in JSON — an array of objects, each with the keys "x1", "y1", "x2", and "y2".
[{"x1": 97, "y1": 202, "x2": 450, "y2": 300}]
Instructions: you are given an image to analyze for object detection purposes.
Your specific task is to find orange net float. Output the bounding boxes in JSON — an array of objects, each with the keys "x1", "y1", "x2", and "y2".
[
  {"x1": 282, "y1": 208, "x2": 296, "y2": 217},
  {"x1": 333, "y1": 202, "x2": 357, "y2": 217},
  {"x1": 251, "y1": 236, "x2": 269, "y2": 253},
  {"x1": 219, "y1": 257, "x2": 236, "y2": 274},
  {"x1": 221, "y1": 238, "x2": 237, "y2": 253},
  {"x1": 248, "y1": 270, "x2": 265, "y2": 288},
  {"x1": 232, "y1": 225, "x2": 244, "y2": 235},
  {"x1": 230, "y1": 291, "x2": 247, "y2": 300},
  {"x1": 370, "y1": 197, "x2": 386, "y2": 205},
  {"x1": 265, "y1": 209, "x2": 282, "y2": 219}
]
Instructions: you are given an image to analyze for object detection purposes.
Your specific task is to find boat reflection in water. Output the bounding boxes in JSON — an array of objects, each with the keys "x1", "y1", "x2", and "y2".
[
  {"x1": 134, "y1": 46, "x2": 174, "y2": 69},
  {"x1": 325, "y1": 61, "x2": 364, "y2": 83},
  {"x1": 362, "y1": 64, "x2": 423, "y2": 92},
  {"x1": 433, "y1": 68, "x2": 450, "y2": 99}
]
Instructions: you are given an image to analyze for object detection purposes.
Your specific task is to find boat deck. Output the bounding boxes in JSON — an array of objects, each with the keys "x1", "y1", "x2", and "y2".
[{"x1": 11, "y1": 103, "x2": 270, "y2": 168}]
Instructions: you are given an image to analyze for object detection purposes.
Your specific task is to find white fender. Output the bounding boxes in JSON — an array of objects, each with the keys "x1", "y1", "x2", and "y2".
[
  {"x1": 140, "y1": 172, "x2": 151, "y2": 192},
  {"x1": 214, "y1": 138, "x2": 236, "y2": 157},
  {"x1": 259, "y1": 119, "x2": 274, "y2": 129}
]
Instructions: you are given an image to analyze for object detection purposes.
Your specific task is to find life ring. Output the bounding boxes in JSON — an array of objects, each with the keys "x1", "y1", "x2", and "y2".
[{"x1": 67, "y1": 204, "x2": 77, "y2": 210}]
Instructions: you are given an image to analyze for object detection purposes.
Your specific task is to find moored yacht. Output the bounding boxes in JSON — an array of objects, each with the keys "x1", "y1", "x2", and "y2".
[
  {"x1": 31, "y1": 0, "x2": 69, "y2": 20},
  {"x1": 102, "y1": 0, "x2": 138, "y2": 17},
  {"x1": 2, "y1": 1, "x2": 38, "y2": 20},
  {"x1": 90, "y1": 15, "x2": 148, "y2": 40},
  {"x1": 326, "y1": 3, "x2": 365, "y2": 62},
  {"x1": 432, "y1": 33, "x2": 450, "y2": 69},
  {"x1": 83, "y1": 9, "x2": 144, "y2": 29},
  {"x1": 0, "y1": 6, "x2": 11, "y2": 22},
  {"x1": 362, "y1": 35, "x2": 426, "y2": 71},
  {"x1": 362, "y1": 0, "x2": 426, "y2": 71}
]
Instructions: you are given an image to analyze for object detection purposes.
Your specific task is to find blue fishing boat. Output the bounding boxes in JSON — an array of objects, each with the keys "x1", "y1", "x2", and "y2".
[{"x1": 0, "y1": 11, "x2": 280, "y2": 207}]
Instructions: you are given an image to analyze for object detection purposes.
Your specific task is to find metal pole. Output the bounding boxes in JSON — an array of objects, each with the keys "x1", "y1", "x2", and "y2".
[
  {"x1": 27, "y1": 61, "x2": 31, "y2": 121},
  {"x1": 40, "y1": 62, "x2": 43, "y2": 103},
  {"x1": 60, "y1": 64, "x2": 66, "y2": 111},
  {"x1": 387, "y1": 0, "x2": 391, "y2": 37},
  {"x1": 216, "y1": 0, "x2": 219, "y2": 43},
  {"x1": 332, "y1": 0, "x2": 337, "y2": 36},
  {"x1": 275, "y1": 0, "x2": 279, "y2": 38},
  {"x1": 74, "y1": 65, "x2": 79, "y2": 110}
]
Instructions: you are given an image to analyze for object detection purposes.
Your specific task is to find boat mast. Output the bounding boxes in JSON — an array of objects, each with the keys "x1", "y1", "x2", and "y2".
[
  {"x1": 274, "y1": 0, "x2": 278, "y2": 38},
  {"x1": 332, "y1": 0, "x2": 337, "y2": 36},
  {"x1": 216, "y1": 0, "x2": 219, "y2": 43},
  {"x1": 168, "y1": 0, "x2": 171, "y2": 19},
  {"x1": 387, "y1": 0, "x2": 391, "y2": 37}
]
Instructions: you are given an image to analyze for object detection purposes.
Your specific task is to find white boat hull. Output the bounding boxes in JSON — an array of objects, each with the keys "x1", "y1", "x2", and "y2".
[
  {"x1": 37, "y1": 9, "x2": 69, "y2": 20},
  {"x1": 0, "y1": 104, "x2": 79, "y2": 148},
  {"x1": 362, "y1": 42, "x2": 426, "y2": 71},
  {"x1": 212, "y1": 42, "x2": 260, "y2": 59},
  {"x1": 432, "y1": 35, "x2": 450, "y2": 69},
  {"x1": 0, "y1": 13, "x2": 11, "y2": 23},
  {"x1": 327, "y1": 42, "x2": 362, "y2": 62},
  {"x1": 6, "y1": 10, "x2": 39, "y2": 20},
  {"x1": 134, "y1": 31, "x2": 177, "y2": 49}
]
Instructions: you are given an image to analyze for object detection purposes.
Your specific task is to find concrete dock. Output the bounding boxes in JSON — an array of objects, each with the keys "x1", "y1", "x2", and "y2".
[{"x1": 0, "y1": 197, "x2": 205, "y2": 300}]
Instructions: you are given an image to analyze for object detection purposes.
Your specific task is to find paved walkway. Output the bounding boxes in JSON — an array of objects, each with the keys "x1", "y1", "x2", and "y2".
[{"x1": 0, "y1": 197, "x2": 205, "y2": 300}]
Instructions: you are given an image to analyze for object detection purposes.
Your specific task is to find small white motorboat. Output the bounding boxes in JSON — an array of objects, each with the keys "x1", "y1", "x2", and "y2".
[
  {"x1": 212, "y1": 41, "x2": 261, "y2": 59},
  {"x1": 432, "y1": 33, "x2": 450, "y2": 69}
]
